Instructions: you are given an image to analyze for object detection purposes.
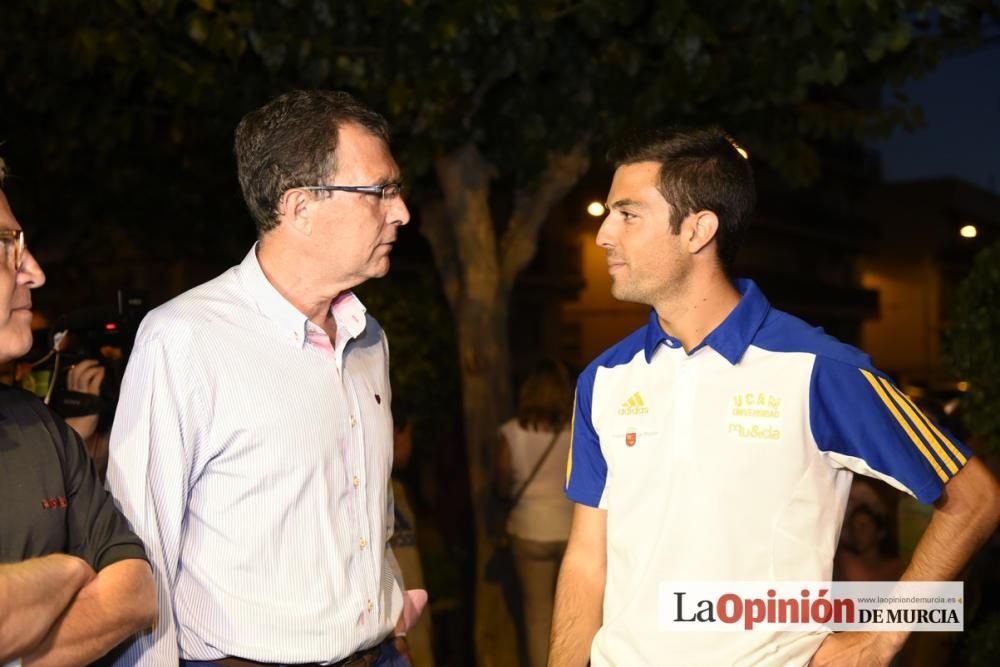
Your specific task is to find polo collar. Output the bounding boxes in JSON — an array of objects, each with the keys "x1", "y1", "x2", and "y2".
[
  {"x1": 644, "y1": 278, "x2": 770, "y2": 365},
  {"x1": 236, "y1": 244, "x2": 367, "y2": 348}
]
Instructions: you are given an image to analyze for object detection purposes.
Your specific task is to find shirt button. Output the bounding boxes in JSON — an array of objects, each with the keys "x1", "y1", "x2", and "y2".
[
  {"x1": 353, "y1": 476, "x2": 360, "y2": 488},
  {"x1": 367, "y1": 600, "x2": 374, "y2": 612},
  {"x1": 359, "y1": 537, "x2": 367, "y2": 550},
  {"x1": 350, "y1": 415, "x2": 357, "y2": 427}
]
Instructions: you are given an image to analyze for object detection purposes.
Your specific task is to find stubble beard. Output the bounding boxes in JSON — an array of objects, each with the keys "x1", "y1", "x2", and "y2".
[{"x1": 609, "y1": 272, "x2": 653, "y2": 306}]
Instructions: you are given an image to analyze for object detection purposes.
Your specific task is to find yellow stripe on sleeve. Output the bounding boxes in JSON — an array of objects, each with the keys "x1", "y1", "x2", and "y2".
[
  {"x1": 889, "y1": 384, "x2": 968, "y2": 467},
  {"x1": 859, "y1": 369, "x2": 948, "y2": 483},
  {"x1": 566, "y1": 395, "x2": 577, "y2": 489},
  {"x1": 878, "y1": 378, "x2": 960, "y2": 475}
]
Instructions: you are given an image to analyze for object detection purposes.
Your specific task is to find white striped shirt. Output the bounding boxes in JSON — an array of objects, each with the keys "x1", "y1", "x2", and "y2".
[{"x1": 106, "y1": 246, "x2": 403, "y2": 665}]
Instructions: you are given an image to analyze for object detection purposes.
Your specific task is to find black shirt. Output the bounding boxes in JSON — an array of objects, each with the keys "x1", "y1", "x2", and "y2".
[{"x1": 0, "y1": 385, "x2": 146, "y2": 569}]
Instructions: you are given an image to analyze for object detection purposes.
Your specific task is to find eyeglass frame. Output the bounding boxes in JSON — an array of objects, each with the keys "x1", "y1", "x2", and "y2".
[
  {"x1": 298, "y1": 181, "x2": 404, "y2": 201},
  {"x1": 0, "y1": 229, "x2": 25, "y2": 271}
]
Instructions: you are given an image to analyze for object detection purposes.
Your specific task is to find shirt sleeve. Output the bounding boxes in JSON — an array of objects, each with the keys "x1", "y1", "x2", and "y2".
[
  {"x1": 55, "y1": 409, "x2": 146, "y2": 571},
  {"x1": 105, "y1": 329, "x2": 210, "y2": 665},
  {"x1": 565, "y1": 370, "x2": 608, "y2": 508},
  {"x1": 809, "y1": 356, "x2": 971, "y2": 504}
]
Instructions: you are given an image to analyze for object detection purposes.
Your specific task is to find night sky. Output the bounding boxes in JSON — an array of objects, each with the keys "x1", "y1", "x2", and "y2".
[{"x1": 873, "y1": 41, "x2": 1000, "y2": 193}]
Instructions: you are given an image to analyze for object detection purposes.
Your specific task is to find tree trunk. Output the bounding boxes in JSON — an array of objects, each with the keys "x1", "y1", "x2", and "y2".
[
  {"x1": 423, "y1": 144, "x2": 519, "y2": 667},
  {"x1": 421, "y1": 142, "x2": 589, "y2": 666}
]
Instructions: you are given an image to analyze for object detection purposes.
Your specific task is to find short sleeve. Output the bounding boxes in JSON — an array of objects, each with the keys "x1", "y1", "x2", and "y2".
[
  {"x1": 809, "y1": 356, "x2": 971, "y2": 504},
  {"x1": 57, "y1": 411, "x2": 147, "y2": 570},
  {"x1": 565, "y1": 371, "x2": 608, "y2": 507}
]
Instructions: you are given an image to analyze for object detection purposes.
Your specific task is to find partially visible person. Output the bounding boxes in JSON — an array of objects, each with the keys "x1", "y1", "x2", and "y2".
[
  {"x1": 495, "y1": 359, "x2": 573, "y2": 667},
  {"x1": 62, "y1": 359, "x2": 108, "y2": 466},
  {"x1": 836, "y1": 505, "x2": 904, "y2": 581},
  {"x1": 0, "y1": 155, "x2": 156, "y2": 666},
  {"x1": 390, "y1": 401, "x2": 435, "y2": 667}
]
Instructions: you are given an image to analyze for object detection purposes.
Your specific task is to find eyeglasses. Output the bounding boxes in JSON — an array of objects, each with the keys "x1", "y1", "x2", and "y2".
[
  {"x1": 0, "y1": 229, "x2": 25, "y2": 271},
  {"x1": 299, "y1": 181, "x2": 404, "y2": 201}
]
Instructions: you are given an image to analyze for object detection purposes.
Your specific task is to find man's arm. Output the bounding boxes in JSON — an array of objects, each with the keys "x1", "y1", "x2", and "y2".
[
  {"x1": 104, "y1": 329, "x2": 207, "y2": 666},
  {"x1": 22, "y1": 559, "x2": 156, "y2": 667},
  {"x1": 0, "y1": 556, "x2": 94, "y2": 662},
  {"x1": 811, "y1": 457, "x2": 1000, "y2": 666},
  {"x1": 549, "y1": 503, "x2": 607, "y2": 667}
]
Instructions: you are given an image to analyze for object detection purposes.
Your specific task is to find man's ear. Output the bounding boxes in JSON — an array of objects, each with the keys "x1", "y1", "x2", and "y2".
[
  {"x1": 278, "y1": 189, "x2": 313, "y2": 236},
  {"x1": 685, "y1": 210, "x2": 720, "y2": 255}
]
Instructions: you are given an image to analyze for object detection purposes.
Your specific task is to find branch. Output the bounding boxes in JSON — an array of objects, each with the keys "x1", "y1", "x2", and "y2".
[
  {"x1": 544, "y1": 2, "x2": 588, "y2": 21},
  {"x1": 499, "y1": 143, "x2": 590, "y2": 290}
]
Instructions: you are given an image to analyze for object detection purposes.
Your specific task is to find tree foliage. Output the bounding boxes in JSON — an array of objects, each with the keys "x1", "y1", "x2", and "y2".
[
  {"x1": 945, "y1": 240, "x2": 1000, "y2": 454},
  {"x1": 2, "y1": 0, "x2": 994, "y2": 237}
]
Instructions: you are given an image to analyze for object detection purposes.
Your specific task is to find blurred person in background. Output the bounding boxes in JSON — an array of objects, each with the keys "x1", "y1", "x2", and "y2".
[
  {"x1": 835, "y1": 505, "x2": 904, "y2": 582},
  {"x1": 389, "y1": 400, "x2": 434, "y2": 667},
  {"x1": 495, "y1": 359, "x2": 574, "y2": 667},
  {"x1": 0, "y1": 155, "x2": 156, "y2": 666}
]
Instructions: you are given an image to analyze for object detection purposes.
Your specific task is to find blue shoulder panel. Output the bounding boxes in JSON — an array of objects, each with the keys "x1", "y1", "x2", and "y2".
[
  {"x1": 565, "y1": 323, "x2": 648, "y2": 507},
  {"x1": 809, "y1": 357, "x2": 969, "y2": 503},
  {"x1": 752, "y1": 308, "x2": 970, "y2": 504}
]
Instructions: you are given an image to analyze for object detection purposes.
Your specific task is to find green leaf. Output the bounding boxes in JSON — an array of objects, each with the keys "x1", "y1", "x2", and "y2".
[
  {"x1": 828, "y1": 50, "x2": 848, "y2": 85},
  {"x1": 864, "y1": 31, "x2": 886, "y2": 62},
  {"x1": 187, "y1": 14, "x2": 209, "y2": 44},
  {"x1": 886, "y1": 22, "x2": 912, "y2": 53}
]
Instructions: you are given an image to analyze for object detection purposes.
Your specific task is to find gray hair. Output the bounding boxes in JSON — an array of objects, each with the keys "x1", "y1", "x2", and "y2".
[{"x1": 0, "y1": 156, "x2": 7, "y2": 187}]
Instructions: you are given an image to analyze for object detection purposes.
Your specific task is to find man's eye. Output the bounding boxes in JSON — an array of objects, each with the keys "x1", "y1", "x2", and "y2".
[
  {"x1": 383, "y1": 183, "x2": 402, "y2": 198},
  {"x1": 621, "y1": 211, "x2": 635, "y2": 221}
]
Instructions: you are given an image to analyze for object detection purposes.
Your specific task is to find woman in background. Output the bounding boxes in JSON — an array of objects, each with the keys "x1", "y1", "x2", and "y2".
[{"x1": 496, "y1": 359, "x2": 574, "y2": 667}]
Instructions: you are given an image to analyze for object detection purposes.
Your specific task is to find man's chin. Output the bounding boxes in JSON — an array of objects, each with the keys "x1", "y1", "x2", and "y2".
[
  {"x1": 369, "y1": 258, "x2": 391, "y2": 279},
  {"x1": 609, "y1": 281, "x2": 632, "y2": 302},
  {"x1": 609, "y1": 282, "x2": 647, "y2": 306},
  {"x1": 0, "y1": 328, "x2": 33, "y2": 364}
]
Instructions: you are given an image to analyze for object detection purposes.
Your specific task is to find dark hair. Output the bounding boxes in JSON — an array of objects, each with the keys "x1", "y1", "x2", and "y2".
[
  {"x1": 234, "y1": 90, "x2": 391, "y2": 233},
  {"x1": 517, "y1": 359, "x2": 573, "y2": 431},
  {"x1": 849, "y1": 504, "x2": 897, "y2": 556},
  {"x1": 608, "y1": 126, "x2": 755, "y2": 272},
  {"x1": 849, "y1": 504, "x2": 885, "y2": 531},
  {"x1": 0, "y1": 156, "x2": 7, "y2": 187}
]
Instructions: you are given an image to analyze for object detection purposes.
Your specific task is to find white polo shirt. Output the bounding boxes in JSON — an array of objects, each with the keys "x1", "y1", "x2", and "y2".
[{"x1": 566, "y1": 279, "x2": 970, "y2": 667}]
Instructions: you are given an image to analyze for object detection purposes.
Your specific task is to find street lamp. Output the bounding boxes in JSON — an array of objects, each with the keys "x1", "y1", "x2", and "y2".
[
  {"x1": 587, "y1": 201, "x2": 606, "y2": 217},
  {"x1": 960, "y1": 224, "x2": 977, "y2": 239}
]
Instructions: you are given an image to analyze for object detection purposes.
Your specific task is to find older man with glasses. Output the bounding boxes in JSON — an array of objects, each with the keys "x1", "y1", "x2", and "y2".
[
  {"x1": 0, "y1": 156, "x2": 156, "y2": 667},
  {"x1": 107, "y1": 90, "x2": 415, "y2": 667}
]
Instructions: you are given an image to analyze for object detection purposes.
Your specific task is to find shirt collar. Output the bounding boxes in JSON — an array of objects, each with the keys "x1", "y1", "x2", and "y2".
[
  {"x1": 644, "y1": 278, "x2": 770, "y2": 365},
  {"x1": 236, "y1": 244, "x2": 368, "y2": 348}
]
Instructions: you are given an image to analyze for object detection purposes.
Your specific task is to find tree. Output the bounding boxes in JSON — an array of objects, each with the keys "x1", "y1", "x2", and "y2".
[
  {"x1": 2, "y1": 1, "x2": 997, "y2": 663},
  {"x1": 945, "y1": 240, "x2": 1000, "y2": 454}
]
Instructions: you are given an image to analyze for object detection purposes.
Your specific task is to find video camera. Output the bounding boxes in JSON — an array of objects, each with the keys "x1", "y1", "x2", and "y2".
[{"x1": 46, "y1": 289, "x2": 147, "y2": 423}]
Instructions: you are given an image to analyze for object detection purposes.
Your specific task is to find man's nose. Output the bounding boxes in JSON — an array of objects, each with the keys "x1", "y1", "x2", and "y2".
[{"x1": 17, "y1": 249, "x2": 45, "y2": 288}]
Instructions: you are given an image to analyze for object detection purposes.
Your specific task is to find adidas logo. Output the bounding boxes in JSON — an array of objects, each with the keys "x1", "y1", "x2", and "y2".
[{"x1": 618, "y1": 392, "x2": 650, "y2": 416}]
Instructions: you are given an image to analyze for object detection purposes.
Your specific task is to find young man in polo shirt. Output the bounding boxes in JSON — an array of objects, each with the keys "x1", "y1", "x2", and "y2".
[{"x1": 548, "y1": 127, "x2": 1000, "y2": 666}]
